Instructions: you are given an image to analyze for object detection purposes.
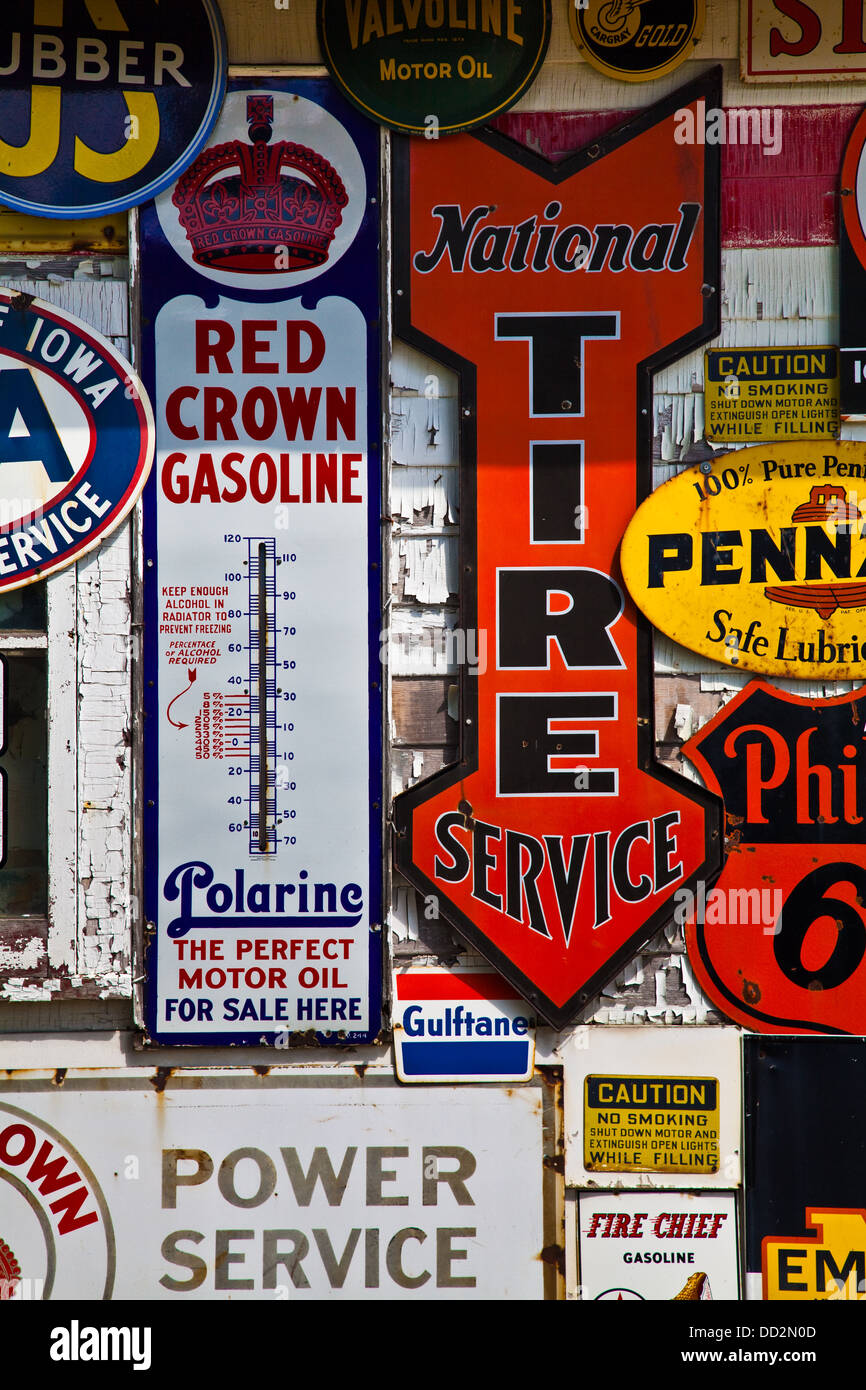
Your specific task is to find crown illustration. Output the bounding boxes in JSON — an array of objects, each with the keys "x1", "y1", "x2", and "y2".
[{"x1": 172, "y1": 96, "x2": 348, "y2": 273}]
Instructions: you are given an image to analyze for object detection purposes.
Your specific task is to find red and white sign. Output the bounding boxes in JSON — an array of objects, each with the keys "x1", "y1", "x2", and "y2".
[
  {"x1": 0, "y1": 1101, "x2": 113, "y2": 1300},
  {"x1": 142, "y1": 83, "x2": 381, "y2": 1044},
  {"x1": 741, "y1": 0, "x2": 866, "y2": 81},
  {"x1": 392, "y1": 74, "x2": 723, "y2": 1027},
  {"x1": 393, "y1": 967, "x2": 535, "y2": 1083},
  {"x1": 578, "y1": 1191, "x2": 740, "y2": 1301},
  {"x1": 0, "y1": 1073, "x2": 546, "y2": 1301}
]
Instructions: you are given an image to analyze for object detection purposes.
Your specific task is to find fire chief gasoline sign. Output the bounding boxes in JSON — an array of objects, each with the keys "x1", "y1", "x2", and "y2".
[
  {"x1": 392, "y1": 73, "x2": 723, "y2": 1028},
  {"x1": 683, "y1": 680, "x2": 866, "y2": 1034}
]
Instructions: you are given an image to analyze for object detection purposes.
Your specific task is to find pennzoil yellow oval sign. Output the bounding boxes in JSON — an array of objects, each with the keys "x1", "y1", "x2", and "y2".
[{"x1": 620, "y1": 442, "x2": 866, "y2": 680}]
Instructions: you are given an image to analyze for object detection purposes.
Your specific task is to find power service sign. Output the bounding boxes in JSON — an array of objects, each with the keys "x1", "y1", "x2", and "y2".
[
  {"x1": 141, "y1": 81, "x2": 381, "y2": 1044},
  {"x1": 0, "y1": 288, "x2": 153, "y2": 589},
  {"x1": 0, "y1": 0, "x2": 227, "y2": 218},
  {"x1": 392, "y1": 73, "x2": 723, "y2": 1028},
  {"x1": 0, "y1": 1073, "x2": 548, "y2": 1301}
]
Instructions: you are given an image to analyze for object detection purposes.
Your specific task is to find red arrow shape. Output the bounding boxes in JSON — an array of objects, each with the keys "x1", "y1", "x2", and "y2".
[{"x1": 167, "y1": 668, "x2": 197, "y2": 728}]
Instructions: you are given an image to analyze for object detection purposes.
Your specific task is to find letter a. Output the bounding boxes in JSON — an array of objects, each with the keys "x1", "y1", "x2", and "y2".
[
  {"x1": 673, "y1": 108, "x2": 694, "y2": 146},
  {"x1": 0, "y1": 370, "x2": 73, "y2": 482}
]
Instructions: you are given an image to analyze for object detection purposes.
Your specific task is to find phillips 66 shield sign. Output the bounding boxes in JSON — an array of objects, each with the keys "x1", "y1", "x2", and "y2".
[
  {"x1": 392, "y1": 74, "x2": 723, "y2": 1028},
  {"x1": 682, "y1": 680, "x2": 866, "y2": 1034}
]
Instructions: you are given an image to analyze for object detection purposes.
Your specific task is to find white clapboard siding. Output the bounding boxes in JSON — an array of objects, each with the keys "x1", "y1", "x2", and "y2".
[
  {"x1": 517, "y1": 53, "x2": 857, "y2": 116},
  {"x1": 0, "y1": 271, "x2": 133, "y2": 1000}
]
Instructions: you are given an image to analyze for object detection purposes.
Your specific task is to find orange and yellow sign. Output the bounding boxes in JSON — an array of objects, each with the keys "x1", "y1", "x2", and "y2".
[
  {"x1": 764, "y1": 1209, "x2": 866, "y2": 1300},
  {"x1": 621, "y1": 441, "x2": 866, "y2": 680},
  {"x1": 391, "y1": 74, "x2": 722, "y2": 1027}
]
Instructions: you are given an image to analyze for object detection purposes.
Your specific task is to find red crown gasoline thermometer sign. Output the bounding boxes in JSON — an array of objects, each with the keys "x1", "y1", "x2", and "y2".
[{"x1": 392, "y1": 75, "x2": 723, "y2": 1028}]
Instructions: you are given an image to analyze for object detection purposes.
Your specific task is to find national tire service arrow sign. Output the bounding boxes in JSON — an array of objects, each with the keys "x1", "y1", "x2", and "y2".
[{"x1": 391, "y1": 74, "x2": 723, "y2": 1028}]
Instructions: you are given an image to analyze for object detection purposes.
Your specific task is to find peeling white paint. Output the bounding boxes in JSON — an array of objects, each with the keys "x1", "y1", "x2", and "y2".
[{"x1": 393, "y1": 535, "x2": 457, "y2": 605}]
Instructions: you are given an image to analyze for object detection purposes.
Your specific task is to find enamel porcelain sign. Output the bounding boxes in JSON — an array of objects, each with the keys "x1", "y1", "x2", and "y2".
[
  {"x1": 317, "y1": 0, "x2": 550, "y2": 135},
  {"x1": 0, "y1": 0, "x2": 227, "y2": 218},
  {"x1": 571, "y1": 0, "x2": 704, "y2": 84},
  {"x1": 0, "y1": 288, "x2": 153, "y2": 589},
  {"x1": 0, "y1": 1074, "x2": 547, "y2": 1300},
  {"x1": 683, "y1": 681, "x2": 866, "y2": 1035},
  {"x1": 621, "y1": 442, "x2": 866, "y2": 681},
  {"x1": 141, "y1": 81, "x2": 382, "y2": 1045},
  {"x1": 392, "y1": 74, "x2": 723, "y2": 1028}
]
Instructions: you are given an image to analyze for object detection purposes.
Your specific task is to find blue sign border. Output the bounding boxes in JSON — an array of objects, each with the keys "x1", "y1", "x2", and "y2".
[{"x1": 140, "y1": 77, "x2": 383, "y2": 1047}]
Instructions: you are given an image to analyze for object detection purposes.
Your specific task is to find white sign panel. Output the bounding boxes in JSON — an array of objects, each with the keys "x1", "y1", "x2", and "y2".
[
  {"x1": 578, "y1": 1191, "x2": 741, "y2": 1301},
  {"x1": 741, "y1": 0, "x2": 866, "y2": 81},
  {"x1": 0, "y1": 1074, "x2": 546, "y2": 1301},
  {"x1": 563, "y1": 1026, "x2": 742, "y2": 1190},
  {"x1": 141, "y1": 81, "x2": 381, "y2": 1043}
]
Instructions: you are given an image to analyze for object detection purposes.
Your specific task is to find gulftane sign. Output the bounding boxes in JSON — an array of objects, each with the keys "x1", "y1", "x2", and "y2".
[
  {"x1": 393, "y1": 968, "x2": 535, "y2": 1083},
  {"x1": 621, "y1": 441, "x2": 866, "y2": 680},
  {"x1": 0, "y1": 287, "x2": 154, "y2": 590},
  {"x1": 0, "y1": 0, "x2": 227, "y2": 218},
  {"x1": 392, "y1": 73, "x2": 722, "y2": 1028}
]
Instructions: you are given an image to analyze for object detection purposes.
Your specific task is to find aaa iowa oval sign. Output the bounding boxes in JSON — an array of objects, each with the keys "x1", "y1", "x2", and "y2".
[
  {"x1": 0, "y1": 288, "x2": 154, "y2": 590},
  {"x1": 620, "y1": 442, "x2": 866, "y2": 680}
]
